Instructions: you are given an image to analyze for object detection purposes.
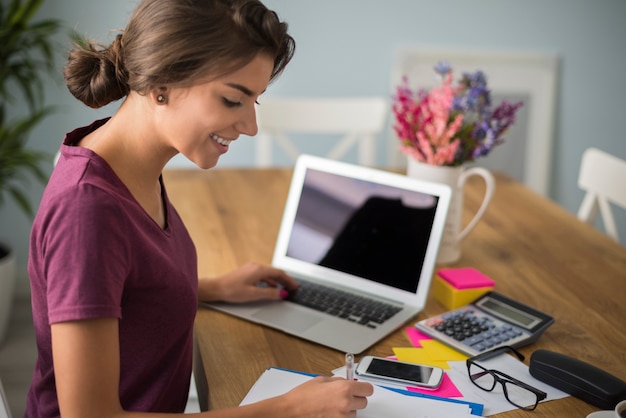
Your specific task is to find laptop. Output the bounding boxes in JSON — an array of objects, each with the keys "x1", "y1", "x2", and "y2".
[{"x1": 204, "y1": 154, "x2": 451, "y2": 354}]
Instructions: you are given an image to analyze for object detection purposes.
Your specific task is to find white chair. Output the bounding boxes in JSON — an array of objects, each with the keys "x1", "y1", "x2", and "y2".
[
  {"x1": 255, "y1": 97, "x2": 388, "y2": 167},
  {"x1": 1, "y1": 376, "x2": 12, "y2": 418},
  {"x1": 577, "y1": 147, "x2": 626, "y2": 242}
]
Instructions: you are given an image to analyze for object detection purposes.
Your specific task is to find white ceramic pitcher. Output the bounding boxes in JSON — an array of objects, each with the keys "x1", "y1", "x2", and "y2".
[{"x1": 407, "y1": 158, "x2": 495, "y2": 264}]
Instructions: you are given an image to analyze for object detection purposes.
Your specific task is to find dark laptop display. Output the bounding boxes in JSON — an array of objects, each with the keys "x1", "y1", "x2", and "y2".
[{"x1": 286, "y1": 168, "x2": 439, "y2": 293}]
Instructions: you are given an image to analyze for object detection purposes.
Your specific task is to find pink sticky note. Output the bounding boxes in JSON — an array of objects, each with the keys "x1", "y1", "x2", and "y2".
[
  {"x1": 437, "y1": 267, "x2": 495, "y2": 290},
  {"x1": 405, "y1": 372, "x2": 463, "y2": 398},
  {"x1": 405, "y1": 327, "x2": 432, "y2": 347}
]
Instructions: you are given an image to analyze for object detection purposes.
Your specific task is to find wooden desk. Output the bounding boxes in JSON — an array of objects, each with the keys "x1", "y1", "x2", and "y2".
[{"x1": 163, "y1": 168, "x2": 626, "y2": 417}]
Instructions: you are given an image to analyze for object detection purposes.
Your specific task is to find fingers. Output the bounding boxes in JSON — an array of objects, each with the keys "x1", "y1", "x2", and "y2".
[
  {"x1": 252, "y1": 286, "x2": 289, "y2": 301},
  {"x1": 287, "y1": 376, "x2": 373, "y2": 416},
  {"x1": 258, "y1": 265, "x2": 299, "y2": 291},
  {"x1": 245, "y1": 263, "x2": 299, "y2": 300},
  {"x1": 343, "y1": 381, "x2": 372, "y2": 413},
  {"x1": 203, "y1": 262, "x2": 299, "y2": 303},
  {"x1": 352, "y1": 380, "x2": 374, "y2": 398},
  {"x1": 346, "y1": 381, "x2": 373, "y2": 415},
  {"x1": 322, "y1": 377, "x2": 373, "y2": 412}
]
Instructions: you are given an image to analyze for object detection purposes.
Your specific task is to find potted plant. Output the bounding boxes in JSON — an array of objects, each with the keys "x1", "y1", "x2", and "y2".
[{"x1": 0, "y1": 0, "x2": 62, "y2": 344}]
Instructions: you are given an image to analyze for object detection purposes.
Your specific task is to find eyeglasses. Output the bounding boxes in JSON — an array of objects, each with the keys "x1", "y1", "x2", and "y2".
[{"x1": 466, "y1": 346, "x2": 547, "y2": 411}]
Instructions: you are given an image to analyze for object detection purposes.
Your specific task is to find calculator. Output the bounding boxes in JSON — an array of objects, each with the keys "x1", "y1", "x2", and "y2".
[{"x1": 415, "y1": 291, "x2": 554, "y2": 356}]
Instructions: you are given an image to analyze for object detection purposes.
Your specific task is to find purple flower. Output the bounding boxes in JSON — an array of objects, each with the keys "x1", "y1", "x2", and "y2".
[
  {"x1": 490, "y1": 100, "x2": 524, "y2": 137},
  {"x1": 464, "y1": 71, "x2": 487, "y2": 89},
  {"x1": 434, "y1": 61, "x2": 452, "y2": 76}
]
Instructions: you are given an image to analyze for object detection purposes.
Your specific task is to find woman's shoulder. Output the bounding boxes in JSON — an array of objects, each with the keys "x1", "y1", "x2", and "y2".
[{"x1": 48, "y1": 147, "x2": 128, "y2": 204}]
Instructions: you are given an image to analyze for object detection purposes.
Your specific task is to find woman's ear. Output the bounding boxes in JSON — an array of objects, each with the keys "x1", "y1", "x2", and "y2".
[{"x1": 151, "y1": 87, "x2": 168, "y2": 105}]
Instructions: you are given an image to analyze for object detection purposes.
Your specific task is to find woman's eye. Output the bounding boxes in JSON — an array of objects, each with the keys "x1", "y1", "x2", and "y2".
[
  {"x1": 255, "y1": 100, "x2": 260, "y2": 105},
  {"x1": 222, "y1": 98, "x2": 241, "y2": 108}
]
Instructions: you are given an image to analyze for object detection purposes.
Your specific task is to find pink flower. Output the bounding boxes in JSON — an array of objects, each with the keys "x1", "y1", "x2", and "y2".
[{"x1": 394, "y1": 74, "x2": 463, "y2": 165}]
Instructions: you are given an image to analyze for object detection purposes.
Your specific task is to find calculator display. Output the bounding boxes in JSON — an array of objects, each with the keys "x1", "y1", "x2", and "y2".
[{"x1": 477, "y1": 297, "x2": 541, "y2": 329}]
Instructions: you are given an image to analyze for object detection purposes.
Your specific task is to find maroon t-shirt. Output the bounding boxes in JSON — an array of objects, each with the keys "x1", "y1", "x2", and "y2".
[{"x1": 26, "y1": 119, "x2": 198, "y2": 417}]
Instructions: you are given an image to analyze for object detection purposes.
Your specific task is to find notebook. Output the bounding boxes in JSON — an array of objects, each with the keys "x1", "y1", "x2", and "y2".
[{"x1": 204, "y1": 154, "x2": 451, "y2": 354}]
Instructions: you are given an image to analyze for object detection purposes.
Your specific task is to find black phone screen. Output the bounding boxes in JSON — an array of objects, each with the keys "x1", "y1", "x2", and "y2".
[{"x1": 366, "y1": 358, "x2": 433, "y2": 383}]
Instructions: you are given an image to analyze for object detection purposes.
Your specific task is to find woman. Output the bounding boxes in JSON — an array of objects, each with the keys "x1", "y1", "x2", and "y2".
[{"x1": 26, "y1": 0, "x2": 373, "y2": 417}]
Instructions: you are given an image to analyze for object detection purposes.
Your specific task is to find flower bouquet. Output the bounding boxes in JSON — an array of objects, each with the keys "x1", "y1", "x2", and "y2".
[{"x1": 392, "y1": 62, "x2": 524, "y2": 167}]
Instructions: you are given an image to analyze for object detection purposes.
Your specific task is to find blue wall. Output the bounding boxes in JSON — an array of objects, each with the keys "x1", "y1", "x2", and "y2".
[{"x1": 1, "y1": 0, "x2": 625, "y2": 288}]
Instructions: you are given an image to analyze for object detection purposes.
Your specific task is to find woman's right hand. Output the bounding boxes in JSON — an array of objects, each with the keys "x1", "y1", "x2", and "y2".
[{"x1": 280, "y1": 376, "x2": 374, "y2": 417}]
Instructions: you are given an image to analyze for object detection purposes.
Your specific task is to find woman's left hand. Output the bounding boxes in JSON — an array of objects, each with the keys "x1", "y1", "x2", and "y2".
[{"x1": 198, "y1": 262, "x2": 299, "y2": 303}]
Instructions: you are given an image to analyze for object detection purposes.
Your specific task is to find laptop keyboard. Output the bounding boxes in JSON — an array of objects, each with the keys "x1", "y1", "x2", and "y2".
[{"x1": 287, "y1": 280, "x2": 402, "y2": 329}]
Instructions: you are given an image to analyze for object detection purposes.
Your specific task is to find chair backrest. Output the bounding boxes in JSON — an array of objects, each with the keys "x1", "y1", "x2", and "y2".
[
  {"x1": 0, "y1": 376, "x2": 12, "y2": 418},
  {"x1": 577, "y1": 147, "x2": 626, "y2": 242},
  {"x1": 255, "y1": 97, "x2": 388, "y2": 167}
]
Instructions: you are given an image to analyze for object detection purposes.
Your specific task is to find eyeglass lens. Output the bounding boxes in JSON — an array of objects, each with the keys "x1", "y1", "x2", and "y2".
[{"x1": 468, "y1": 363, "x2": 538, "y2": 410}]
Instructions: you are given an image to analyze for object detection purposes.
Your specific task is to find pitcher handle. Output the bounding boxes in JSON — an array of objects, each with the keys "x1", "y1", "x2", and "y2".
[{"x1": 457, "y1": 167, "x2": 495, "y2": 242}]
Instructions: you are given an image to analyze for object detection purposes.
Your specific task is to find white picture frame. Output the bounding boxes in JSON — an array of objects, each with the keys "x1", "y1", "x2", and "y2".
[{"x1": 389, "y1": 47, "x2": 559, "y2": 196}]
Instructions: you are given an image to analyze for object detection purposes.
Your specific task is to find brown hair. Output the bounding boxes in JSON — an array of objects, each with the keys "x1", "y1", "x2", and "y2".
[{"x1": 64, "y1": 0, "x2": 295, "y2": 108}]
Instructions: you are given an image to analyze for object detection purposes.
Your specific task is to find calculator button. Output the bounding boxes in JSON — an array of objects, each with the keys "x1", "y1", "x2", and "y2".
[
  {"x1": 464, "y1": 335, "x2": 484, "y2": 346},
  {"x1": 473, "y1": 342, "x2": 488, "y2": 351},
  {"x1": 422, "y1": 306, "x2": 531, "y2": 353}
]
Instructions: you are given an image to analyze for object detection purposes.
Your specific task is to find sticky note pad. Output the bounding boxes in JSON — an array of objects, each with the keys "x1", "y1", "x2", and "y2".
[{"x1": 432, "y1": 267, "x2": 494, "y2": 309}]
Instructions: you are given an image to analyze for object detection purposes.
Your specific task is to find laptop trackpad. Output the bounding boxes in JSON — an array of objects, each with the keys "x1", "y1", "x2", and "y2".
[{"x1": 252, "y1": 305, "x2": 321, "y2": 333}]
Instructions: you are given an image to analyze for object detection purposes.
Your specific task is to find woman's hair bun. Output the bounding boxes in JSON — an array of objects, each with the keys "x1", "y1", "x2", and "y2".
[{"x1": 64, "y1": 34, "x2": 130, "y2": 108}]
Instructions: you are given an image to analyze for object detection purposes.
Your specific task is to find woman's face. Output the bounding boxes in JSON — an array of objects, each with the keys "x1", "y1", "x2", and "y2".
[{"x1": 157, "y1": 53, "x2": 274, "y2": 169}]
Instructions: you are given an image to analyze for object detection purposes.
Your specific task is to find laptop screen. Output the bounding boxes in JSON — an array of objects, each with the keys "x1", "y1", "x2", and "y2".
[{"x1": 285, "y1": 168, "x2": 440, "y2": 293}]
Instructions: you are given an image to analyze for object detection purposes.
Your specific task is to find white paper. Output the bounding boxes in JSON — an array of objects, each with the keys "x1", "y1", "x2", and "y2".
[{"x1": 241, "y1": 368, "x2": 475, "y2": 417}]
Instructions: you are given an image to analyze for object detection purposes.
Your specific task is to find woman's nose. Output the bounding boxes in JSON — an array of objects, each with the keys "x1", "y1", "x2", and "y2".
[{"x1": 235, "y1": 105, "x2": 258, "y2": 137}]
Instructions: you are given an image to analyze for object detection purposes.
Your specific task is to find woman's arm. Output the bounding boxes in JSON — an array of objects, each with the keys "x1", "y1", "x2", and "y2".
[
  {"x1": 52, "y1": 318, "x2": 372, "y2": 418},
  {"x1": 52, "y1": 318, "x2": 127, "y2": 418}
]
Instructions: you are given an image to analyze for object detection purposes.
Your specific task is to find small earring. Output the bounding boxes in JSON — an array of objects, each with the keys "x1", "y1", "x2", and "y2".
[{"x1": 156, "y1": 94, "x2": 166, "y2": 104}]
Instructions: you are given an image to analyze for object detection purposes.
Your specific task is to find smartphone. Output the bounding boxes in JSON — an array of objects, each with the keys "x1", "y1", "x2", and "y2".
[{"x1": 354, "y1": 356, "x2": 444, "y2": 389}]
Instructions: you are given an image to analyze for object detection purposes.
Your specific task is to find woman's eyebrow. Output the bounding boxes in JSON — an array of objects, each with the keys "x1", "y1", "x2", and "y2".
[{"x1": 226, "y1": 82, "x2": 265, "y2": 97}]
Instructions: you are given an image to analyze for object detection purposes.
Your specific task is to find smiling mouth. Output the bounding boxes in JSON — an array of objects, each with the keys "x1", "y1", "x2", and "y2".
[{"x1": 210, "y1": 133, "x2": 233, "y2": 146}]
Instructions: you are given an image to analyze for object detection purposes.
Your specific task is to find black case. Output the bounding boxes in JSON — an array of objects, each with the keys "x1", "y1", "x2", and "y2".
[{"x1": 529, "y1": 349, "x2": 626, "y2": 410}]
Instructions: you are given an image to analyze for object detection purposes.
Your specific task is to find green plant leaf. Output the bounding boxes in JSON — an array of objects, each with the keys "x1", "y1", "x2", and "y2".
[{"x1": 0, "y1": 0, "x2": 62, "y2": 218}]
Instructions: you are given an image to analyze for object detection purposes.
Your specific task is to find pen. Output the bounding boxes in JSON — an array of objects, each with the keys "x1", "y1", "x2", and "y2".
[{"x1": 345, "y1": 353, "x2": 354, "y2": 380}]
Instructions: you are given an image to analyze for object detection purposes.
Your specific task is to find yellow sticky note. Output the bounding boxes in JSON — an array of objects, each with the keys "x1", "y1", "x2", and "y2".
[
  {"x1": 420, "y1": 340, "x2": 468, "y2": 361},
  {"x1": 392, "y1": 347, "x2": 451, "y2": 369}
]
